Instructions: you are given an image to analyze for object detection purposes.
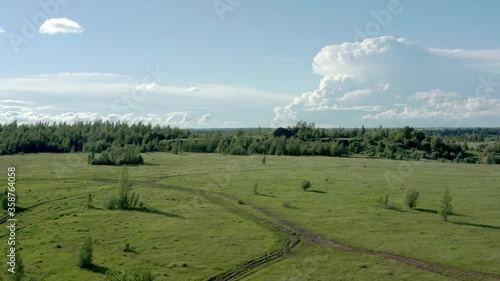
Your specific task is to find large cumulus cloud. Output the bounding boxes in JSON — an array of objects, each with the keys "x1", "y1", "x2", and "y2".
[{"x1": 274, "y1": 36, "x2": 499, "y2": 127}]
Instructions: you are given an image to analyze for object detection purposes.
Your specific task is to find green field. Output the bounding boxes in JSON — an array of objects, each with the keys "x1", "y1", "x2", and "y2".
[{"x1": 1, "y1": 153, "x2": 499, "y2": 280}]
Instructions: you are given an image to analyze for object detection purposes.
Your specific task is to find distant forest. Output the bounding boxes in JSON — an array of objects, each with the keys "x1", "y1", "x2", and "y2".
[{"x1": 0, "y1": 120, "x2": 499, "y2": 164}]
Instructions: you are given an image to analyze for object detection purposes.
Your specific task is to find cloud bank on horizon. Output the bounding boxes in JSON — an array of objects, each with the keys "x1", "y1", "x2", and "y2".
[
  {"x1": 1, "y1": 36, "x2": 499, "y2": 128},
  {"x1": 274, "y1": 36, "x2": 500, "y2": 128}
]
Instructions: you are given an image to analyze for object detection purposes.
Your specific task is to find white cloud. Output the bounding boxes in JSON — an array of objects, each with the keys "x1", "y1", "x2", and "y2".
[
  {"x1": 273, "y1": 74, "x2": 385, "y2": 125},
  {"x1": 198, "y1": 114, "x2": 211, "y2": 126},
  {"x1": 0, "y1": 74, "x2": 290, "y2": 109},
  {"x1": 135, "y1": 82, "x2": 159, "y2": 92},
  {"x1": 377, "y1": 83, "x2": 390, "y2": 91},
  {"x1": 187, "y1": 86, "x2": 200, "y2": 92},
  {"x1": 363, "y1": 95, "x2": 500, "y2": 121},
  {"x1": 273, "y1": 36, "x2": 500, "y2": 126},
  {"x1": 0, "y1": 73, "x2": 131, "y2": 97},
  {"x1": 179, "y1": 114, "x2": 191, "y2": 126},
  {"x1": 0, "y1": 26, "x2": 5, "y2": 34},
  {"x1": 0, "y1": 110, "x2": 202, "y2": 128},
  {"x1": 338, "y1": 89, "x2": 373, "y2": 102},
  {"x1": 0, "y1": 72, "x2": 292, "y2": 128},
  {"x1": 0, "y1": 100, "x2": 31, "y2": 104},
  {"x1": 312, "y1": 36, "x2": 412, "y2": 77},
  {"x1": 429, "y1": 48, "x2": 500, "y2": 66},
  {"x1": 410, "y1": 89, "x2": 460, "y2": 107},
  {"x1": 39, "y1": 18, "x2": 84, "y2": 34},
  {"x1": 313, "y1": 105, "x2": 383, "y2": 112}
]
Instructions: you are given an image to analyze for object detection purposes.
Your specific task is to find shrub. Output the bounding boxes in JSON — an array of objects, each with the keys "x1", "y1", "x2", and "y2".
[
  {"x1": 89, "y1": 145, "x2": 144, "y2": 166},
  {"x1": 376, "y1": 195, "x2": 389, "y2": 207},
  {"x1": 403, "y1": 189, "x2": 419, "y2": 209},
  {"x1": 123, "y1": 242, "x2": 132, "y2": 252},
  {"x1": 253, "y1": 182, "x2": 259, "y2": 195},
  {"x1": 78, "y1": 237, "x2": 94, "y2": 269},
  {"x1": 440, "y1": 189, "x2": 453, "y2": 221},
  {"x1": 86, "y1": 193, "x2": 93, "y2": 209},
  {"x1": 262, "y1": 155, "x2": 266, "y2": 164},
  {"x1": 106, "y1": 196, "x2": 118, "y2": 210},
  {"x1": 301, "y1": 180, "x2": 311, "y2": 191},
  {"x1": 107, "y1": 167, "x2": 142, "y2": 210}
]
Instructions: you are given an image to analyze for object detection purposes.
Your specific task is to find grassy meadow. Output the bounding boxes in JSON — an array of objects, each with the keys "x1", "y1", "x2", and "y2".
[{"x1": 0, "y1": 152, "x2": 499, "y2": 280}]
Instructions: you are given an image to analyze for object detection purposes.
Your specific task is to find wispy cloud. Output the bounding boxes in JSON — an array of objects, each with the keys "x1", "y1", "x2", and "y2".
[
  {"x1": 198, "y1": 114, "x2": 212, "y2": 126},
  {"x1": 39, "y1": 18, "x2": 84, "y2": 34},
  {"x1": 429, "y1": 48, "x2": 500, "y2": 64},
  {"x1": 0, "y1": 100, "x2": 32, "y2": 105},
  {"x1": 0, "y1": 72, "x2": 290, "y2": 127},
  {"x1": 187, "y1": 86, "x2": 200, "y2": 92},
  {"x1": 0, "y1": 26, "x2": 5, "y2": 34}
]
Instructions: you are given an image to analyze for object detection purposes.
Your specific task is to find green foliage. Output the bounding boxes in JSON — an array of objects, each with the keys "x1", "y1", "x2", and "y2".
[
  {"x1": 106, "y1": 167, "x2": 141, "y2": 210},
  {"x1": 403, "y1": 189, "x2": 419, "y2": 209},
  {"x1": 105, "y1": 268, "x2": 155, "y2": 281},
  {"x1": 376, "y1": 194, "x2": 401, "y2": 211},
  {"x1": 253, "y1": 182, "x2": 259, "y2": 195},
  {"x1": 376, "y1": 195, "x2": 389, "y2": 207},
  {"x1": 89, "y1": 145, "x2": 144, "y2": 166},
  {"x1": 4, "y1": 152, "x2": 500, "y2": 279},
  {"x1": 440, "y1": 189, "x2": 453, "y2": 222},
  {"x1": 2, "y1": 120, "x2": 499, "y2": 165},
  {"x1": 301, "y1": 180, "x2": 311, "y2": 191},
  {"x1": 123, "y1": 242, "x2": 132, "y2": 252},
  {"x1": 105, "y1": 196, "x2": 118, "y2": 210},
  {"x1": 10, "y1": 252, "x2": 25, "y2": 281},
  {"x1": 78, "y1": 237, "x2": 94, "y2": 269},
  {"x1": 1, "y1": 189, "x2": 8, "y2": 210},
  {"x1": 86, "y1": 193, "x2": 93, "y2": 209}
]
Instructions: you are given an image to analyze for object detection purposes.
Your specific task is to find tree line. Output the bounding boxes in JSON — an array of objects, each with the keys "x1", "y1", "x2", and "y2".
[{"x1": 0, "y1": 121, "x2": 499, "y2": 164}]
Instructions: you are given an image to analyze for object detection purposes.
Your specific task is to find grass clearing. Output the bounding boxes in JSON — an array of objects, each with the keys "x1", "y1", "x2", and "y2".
[{"x1": 0, "y1": 152, "x2": 499, "y2": 280}]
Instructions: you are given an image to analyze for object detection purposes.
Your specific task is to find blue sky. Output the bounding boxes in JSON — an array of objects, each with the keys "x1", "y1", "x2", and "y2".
[{"x1": 1, "y1": 0, "x2": 500, "y2": 128}]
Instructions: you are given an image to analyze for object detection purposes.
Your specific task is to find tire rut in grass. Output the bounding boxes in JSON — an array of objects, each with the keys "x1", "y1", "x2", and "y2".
[
  {"x1": 148, "y1": 183, "x2": 500, "y2": 281},
  {"x1": 142, "y1": 183, "x2": 302, "y2": 281}
]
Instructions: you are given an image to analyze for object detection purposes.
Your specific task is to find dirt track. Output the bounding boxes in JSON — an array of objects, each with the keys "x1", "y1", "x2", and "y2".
[
  {"x1": 3, "y1": 181, "x2": 498, "y2": 280},
  {"x1": 148, "y1": 183, "x2": 500, "y2": 281}
]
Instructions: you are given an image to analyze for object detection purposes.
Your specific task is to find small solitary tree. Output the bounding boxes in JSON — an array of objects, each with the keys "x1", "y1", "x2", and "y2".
[
  {"x1": 262, "y1": 155, "x2": 266, "y2": 164},
  {"x1": 377, "y1": 194, "x2": 389, "y2": 207},
  {"x1": 440, "y1": 189, "x2": 453, "y2": 221},
  {"x1": 87, "y1": 193, "x2": 93, "y2": 209},
  {"x1": 78, "y1": 237, "x2": 94, "y2": 269},
  {"x1": 107, "y1": 167, "x2": 140, "y2": 210},
  {"x1": 301, "y1": 180, "x2": 311, "y2": 191},
  {"x1": 253, "y1": 181, "x2": 259, "y2": 195},
  {"x1": 403, "y1": 189, "x2": 419, "y2": 209}
]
